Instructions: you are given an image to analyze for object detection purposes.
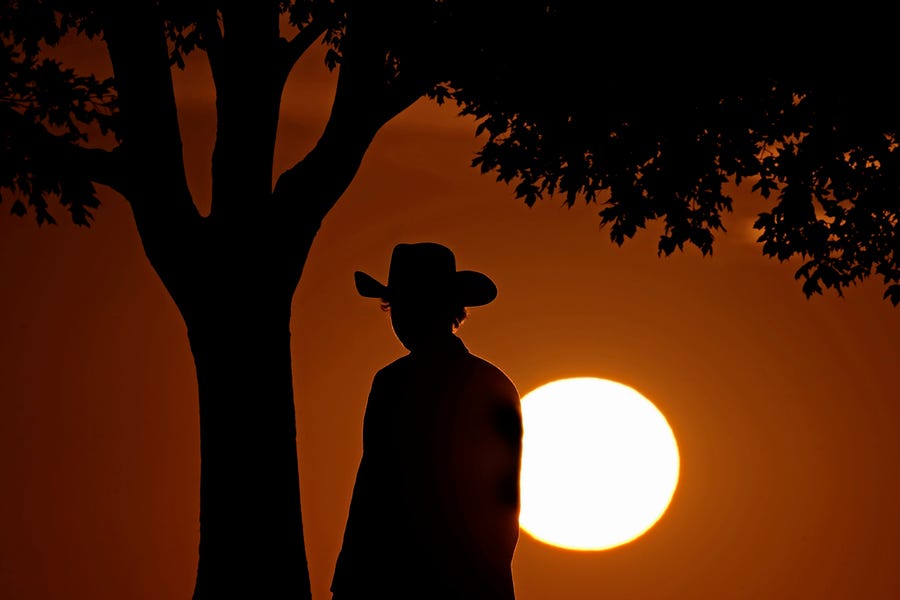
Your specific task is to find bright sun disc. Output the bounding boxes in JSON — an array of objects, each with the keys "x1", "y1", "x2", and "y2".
[{"x1": 519, "y1": 377, "x2": 680, "y2": 551}]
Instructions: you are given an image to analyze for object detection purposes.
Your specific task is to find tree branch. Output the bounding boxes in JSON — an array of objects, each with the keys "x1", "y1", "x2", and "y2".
[
  {"x1": 197, "y1": 8, "x2": 225, "y2": 89},
  {"x1": 97, "y1": 1, "x2": 202, "y2": 304},
  {"x1": 207, "y1": 2, "x2": 283, "y2": 218},
  {"x1": 271, "y1": 3, "x2": 437, "y2": 224},
  {"x1": 99, "y1": 1, "x2": 193, "y2": 209},
  {"x1": 277, "y1": 19, "x2": 328, "y2": 78},
  {"x1": 272, "y1": 56, "x2": 428, "y2": 229},
  {"x1": 270, "y1": 111, "x2": 375, "y2": 227}
]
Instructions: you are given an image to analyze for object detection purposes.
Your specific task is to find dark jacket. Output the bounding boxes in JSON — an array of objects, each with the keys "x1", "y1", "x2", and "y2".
[{"x1": 332, "y1": 334, "x2": 522, "y2": 599}]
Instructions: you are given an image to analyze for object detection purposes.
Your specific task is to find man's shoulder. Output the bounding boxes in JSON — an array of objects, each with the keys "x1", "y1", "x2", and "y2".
[
  {"x1": 372, "y1": 354, "x2": 412, "y2": 380},
  {"x1": 371, "y1": 344, "x2": 519, "y2": 400},
  {"x1": 462, "y1": 351, "x2": 519, "y2": 400},
  {"x1": 464, "y1": 351, "x2": 510, "y2": 377}
]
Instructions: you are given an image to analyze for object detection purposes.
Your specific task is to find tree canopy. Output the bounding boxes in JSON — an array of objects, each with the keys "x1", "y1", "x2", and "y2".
[
  {"x1": 447, "y1": 9, "x2": 900, "y2": 304},
  {"x1": 3, "y1": 2, "x2": 898, "y2": 304}
]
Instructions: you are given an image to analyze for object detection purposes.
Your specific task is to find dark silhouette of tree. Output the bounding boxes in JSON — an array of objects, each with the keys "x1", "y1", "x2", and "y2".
[
  {"x1": 449, "y1": 9, "x2": 900, "y2": 305},
  {"x1": 2, "y1": 1, "x2": 897, "y2": 598}
]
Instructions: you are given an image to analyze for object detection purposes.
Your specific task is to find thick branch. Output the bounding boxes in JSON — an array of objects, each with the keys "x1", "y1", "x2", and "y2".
[
  {"x1": 197, "y1": 9, "x2": 225, "y2": 88},
  {"x1": 209, "y1": 2, "x2": 283, "y2": 218},
  {"x1": 272, "y1": 8, "x2": 435, "y2": 228},
  {"x1": 98, "y1": 1, "x2": 203, "y2": 306},
  {"x1": 271, "y1": 70, "x2": 426, "y2": 233},
  {"x1": 277, "y1": 20, "x2": 329, "y2": 79},
  {"x1": 99, "y1": 1, "x2": 194, "y2": 212},
  {"x1": 271, "y1": 110, "x2": 376, "y2": 228}
]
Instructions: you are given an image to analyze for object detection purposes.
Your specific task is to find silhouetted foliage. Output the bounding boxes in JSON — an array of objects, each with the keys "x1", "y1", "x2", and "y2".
[
  {"x1": 5, "y1": 4, "x2": 899, "y2": 306},
  {"x1": 438, "y1": 8, "x2": 900, "y2": 304},
  {"x1": 2, "y1": 1, "x2": 898, "y2": 598}
]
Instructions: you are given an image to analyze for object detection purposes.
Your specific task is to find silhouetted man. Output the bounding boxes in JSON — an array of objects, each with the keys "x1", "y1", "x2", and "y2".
[{"x1": 331, "y1": 242, "x2": 522, "y2": 600}]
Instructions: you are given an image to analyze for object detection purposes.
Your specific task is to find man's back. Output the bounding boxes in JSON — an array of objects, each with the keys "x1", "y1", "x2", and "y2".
[{"x1": 332, "y1": 334, "x2": 522, "y2": 599}]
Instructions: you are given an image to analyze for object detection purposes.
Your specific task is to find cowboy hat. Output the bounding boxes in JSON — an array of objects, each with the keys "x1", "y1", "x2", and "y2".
[{"x1": 354, "y1": 242, "x2": 497, "y2": 306}]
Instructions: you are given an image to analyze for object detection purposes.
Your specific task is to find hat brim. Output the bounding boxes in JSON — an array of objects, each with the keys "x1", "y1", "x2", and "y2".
[
  {"x1": 455, "y1": 270, "x2": 498, "y2": 306},
  {"x1": 354, "y1": 271, "x2": 389, "y2": 299},
  {"x1": 353, "y1": 270, "x2": 497, "y2": 306}
]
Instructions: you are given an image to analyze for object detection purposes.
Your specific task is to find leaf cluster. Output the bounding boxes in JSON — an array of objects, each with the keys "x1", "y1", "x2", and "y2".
[
  {"x1": 441, "y1": 5, "x2": 900, "y2": 304},
  {"x1": 1, "y1": 0, "x2": 113, "y2": 224}
]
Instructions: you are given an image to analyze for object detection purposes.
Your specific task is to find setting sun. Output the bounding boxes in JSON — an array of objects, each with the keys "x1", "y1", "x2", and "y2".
[{"x1": 519, "y1": 377, "x2": 680, "y2": 551}]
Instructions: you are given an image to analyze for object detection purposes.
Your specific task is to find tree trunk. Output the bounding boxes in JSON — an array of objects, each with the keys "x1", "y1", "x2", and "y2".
[{"x1": 185, "y1": 299, "x2": 311, "y2": 600}]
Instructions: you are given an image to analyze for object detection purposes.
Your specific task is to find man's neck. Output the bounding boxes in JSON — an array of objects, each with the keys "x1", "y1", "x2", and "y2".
[{"x1": 404, "y1": 331, "x2": 464, "y2": 354}]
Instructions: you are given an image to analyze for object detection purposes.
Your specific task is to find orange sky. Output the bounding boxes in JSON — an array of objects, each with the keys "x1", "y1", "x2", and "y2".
[{"x1": 2, "y1": 39, "x2": 900, "y2": 600}]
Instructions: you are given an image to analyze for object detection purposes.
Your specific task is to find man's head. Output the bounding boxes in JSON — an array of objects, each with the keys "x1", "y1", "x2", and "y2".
[
  {"x1": 379, "y1": 295, "x2": 467, "y2": 350},
  {"x1": 354, "y1": 242, "x2": 496, "y2": 350}
]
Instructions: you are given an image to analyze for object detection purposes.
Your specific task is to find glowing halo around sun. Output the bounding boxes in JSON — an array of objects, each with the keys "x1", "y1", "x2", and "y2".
[{"x1": 518, "y1": 377, "x2": 680, "y2": 551}]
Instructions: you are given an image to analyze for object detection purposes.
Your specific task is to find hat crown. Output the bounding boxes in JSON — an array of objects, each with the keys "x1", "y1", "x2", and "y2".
[
  {"x1": 386, "y1": 243, "x2": 457, "y2": 298},
  {"x1": 354, "y1": 242, "x2": 497, "y2": 307}
]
